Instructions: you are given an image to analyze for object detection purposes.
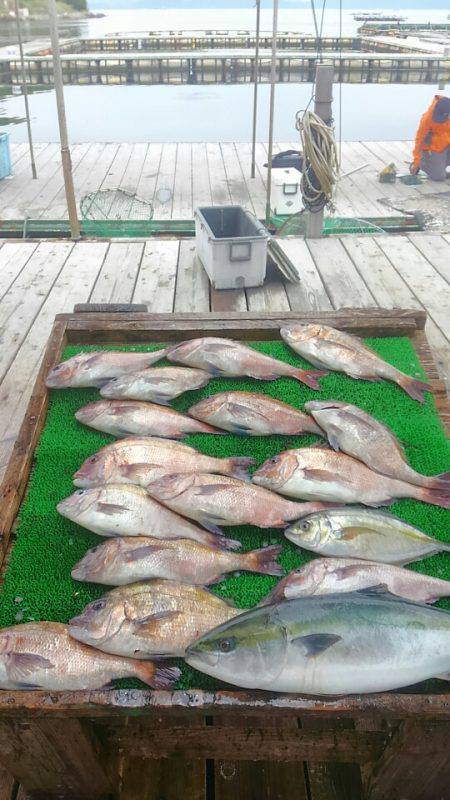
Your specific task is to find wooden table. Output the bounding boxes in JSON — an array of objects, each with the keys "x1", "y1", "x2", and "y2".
[{"x1": 0, "y1": 308, "x2": 449, "y2": 800}]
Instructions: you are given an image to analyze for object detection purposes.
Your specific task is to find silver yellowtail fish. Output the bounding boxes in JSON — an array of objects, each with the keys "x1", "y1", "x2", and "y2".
[
  {"x1": 253, "y1": 448, "x2": 450, "y2": 509},
  {"x1": 57, "y1": 484, "x2": 241, "y2": 551},
  {"x1": 280, "y1": 323, "x2": 431, "y2": 403},
  {"x1": 46, "y1": 349, "x2": 168, "y2": 389},
  {"x1": 69, "y1": 580, "x2": 243, "y2": 657},
  {"x1": 145, "y1": 473, "x2": 328, "y2": 533},
  {"x1": 73, "y1": 437, "x2": 254, "y2": 488},
  {"x1": 285, "y1": 509, "x2": 450, "y2": 564},
  {"x1": 75, "y1": 400, "x2": 223, "y2": 439},
  {"x1": 0, "y1": 622, "x2": 179, "y2": 690},
  {"x1": 305, "y1": 400, "x2": 450, "y2": 490},
  {"x1": 260, "y1": 558, "x2": 450, "y2": 605},
  {"x1": 167, "y1": 337, "x2": 326, "y2": 390},
  {"x1": 189, "y1": 391, "x2": 323, "y2": 437},
  {"x1": 185, "y1": 591, "x2": 450, "y2": 694},
  {"x1": 100, "y1": 366, "x2": 210, "y2": 405},
  {"x1": 72, "y1": 537, "x2": 282, "y2": 586}
]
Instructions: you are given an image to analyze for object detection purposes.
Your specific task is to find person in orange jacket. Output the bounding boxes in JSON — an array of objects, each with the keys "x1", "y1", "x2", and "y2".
[{"x1": 410, "y1": 95, "x2": 450, "y2": 181}]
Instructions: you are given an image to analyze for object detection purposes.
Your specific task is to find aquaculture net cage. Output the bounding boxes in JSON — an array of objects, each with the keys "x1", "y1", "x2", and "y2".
[{"x1": 80, "y1": 189, "x2": 154, "y2": 222}]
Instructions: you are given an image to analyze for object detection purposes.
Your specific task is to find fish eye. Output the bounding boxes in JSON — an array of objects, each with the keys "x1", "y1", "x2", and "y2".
[
  {"x1": 89, "y1": 456, "x2": 99, "y2": 464},
  {"x1": 219, "y1": 637, "x2": 236, "y2": 654},
  {"x1": 268, "y1": 456, "x2": 279, "y2": 465},
  {"x1": 92, "y1": 600, "x2": 106, "y2": 611},
  {"x1": 300, "y1": 520, "x2": 311, "y2": 531},
  {"x1": 76, "y1": 489, "x2": 86, "y2": 496}
]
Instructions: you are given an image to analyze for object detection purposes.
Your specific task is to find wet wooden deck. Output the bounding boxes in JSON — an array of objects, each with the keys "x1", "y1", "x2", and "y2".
[{"x1": 0, "y1": 139, "x2": 438, "y2": 222}]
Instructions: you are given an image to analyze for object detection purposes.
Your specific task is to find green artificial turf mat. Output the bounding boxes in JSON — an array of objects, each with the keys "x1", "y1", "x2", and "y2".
[{"x1": 0, "y1": 337, "x2": 449, "y2": 692}]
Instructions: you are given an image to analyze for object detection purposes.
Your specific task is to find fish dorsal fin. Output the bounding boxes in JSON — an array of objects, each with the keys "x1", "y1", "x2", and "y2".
[{"x1": 291, "y1": 633, "x2": 341, "y2": 657}]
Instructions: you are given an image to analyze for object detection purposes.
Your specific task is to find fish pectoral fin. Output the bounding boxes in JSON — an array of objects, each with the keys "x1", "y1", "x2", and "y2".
[
  {"x1": 195, "y1": 484, "x2": 230, "y2": 496},
  {"x1": 302, "y1": 469, "x2": 334, "y2": 482},
  {"x1": 291, "y1": 633, "x2": 341, "y2": 657},
  {"x1": 338, "y1": 526, "x2": 370, "y2": 541},
  {"x1": 355, "y1": 584, "x2": 406, "y2": 601},
  {"x1": 125, "y1": 544, "x2": 170, "y2": 562},
  {"x1": 96, "y1": 502, "x2": 130, "y2": 516},
  {"x1": 5, "y1": 653, "x2": 54, "y2": 681},
  {"x1": 121, "y1": 464, "x2": 154, "y2": 480},
  {"x1": 111, "y1": 403, "x2": 143, "y2": 414},
  {"x1": 131, "y1": 610, "x2": 182, "y2": 633},
  {"x1": 229, "y1": 424, "x2": 254, "y2": 436},
  {"x1": 326, "y1": 432, "x2": 341, "y2": 451}
]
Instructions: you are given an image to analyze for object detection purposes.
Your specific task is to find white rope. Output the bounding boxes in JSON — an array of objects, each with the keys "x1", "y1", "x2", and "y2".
[{"x1": 296, "y1": 109, "x2": 339, "y2": 211}]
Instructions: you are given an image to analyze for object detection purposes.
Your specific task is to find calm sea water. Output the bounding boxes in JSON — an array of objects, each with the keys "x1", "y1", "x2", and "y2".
[{"x1": 0, "y1": 8, "x2": 448, "y2": 143}]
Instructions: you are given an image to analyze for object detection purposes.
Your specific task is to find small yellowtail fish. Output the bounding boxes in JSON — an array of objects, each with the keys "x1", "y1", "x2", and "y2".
[
  {"x1": 69, "y1": 580, "x2": 243, "y2": 657},
  {"x1": 253, "y1": 447, "x2": 450, "y2": 509},
  {"x1": 189, "y1": 391, "x2": 324, "y2": 436},
  {"x1": 46, "y1": 349, "x2": 168, "y2": 388},
  {"x1": 260, "y1": 558, "x2": 450, "y2": 605},
  {"x1": 166, "y1": 336, "x2": 327, "y2": 390},
  {"x1": 72, "y1": 536, "x2": 282, "y2": 586},
  {"x1": 73, "y1": 437, "x2": 254, "y2": 488},
  {"x1": 75, "y1": 400, "x2": 224, "y2": 439},
  {"x1": 57, "y1": 483, "x2": 241, "y2": 551},
  {"x1": 100, "y1": 366, "x2": 210, "y2": 405},
  {"x1": 285, "y1": 509, "x2": 450, "y2": 564},
  {"x1": 281, "y1": 323, "x2": 431, "y2": 403},
  {"x1": 186, "y1": 591, "x2": 450, "y2": 694},
  {"x1": 305, "y1": 400, "x2": 450, "y2": 490},
  {"x1": 0, "y1": 622, "x2": 179, "y2": 690}
]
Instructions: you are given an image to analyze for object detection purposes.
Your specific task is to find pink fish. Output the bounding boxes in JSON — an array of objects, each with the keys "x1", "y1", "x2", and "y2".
[{"x1": 167, "y1": 337, "x2": 326, "y2": 390}]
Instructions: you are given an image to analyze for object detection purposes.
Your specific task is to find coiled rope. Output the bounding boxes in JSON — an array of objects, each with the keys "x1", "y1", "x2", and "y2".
[{"x1": 296, "y1": 108, "x2": 339, "y2": 213}]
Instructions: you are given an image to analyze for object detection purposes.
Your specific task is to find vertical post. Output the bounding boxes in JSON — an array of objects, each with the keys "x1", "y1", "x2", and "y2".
[
  {"x1": 306, "y1": 62, "x2": 333, "y2": 239},
  {"x1": 47, "y1": 0, "x2": 80, "y2": 240},
  {"x1": 14, "y1": 0, "x2": 37, "y2": 179},
  {"x1": 251, "y1": 0, "x2": 261, "y2": 178},
  {"x1": 265, "y1": 0, "x2": 279, "y2": 225}
]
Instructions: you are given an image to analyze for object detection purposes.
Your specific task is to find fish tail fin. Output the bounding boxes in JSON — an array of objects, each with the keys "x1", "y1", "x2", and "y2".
[
  {"x1": 198, "y1": 422, "x2": 226, "y2": 435},
  {"x1": 428, "y1": 471, "x2": 450, "y2": 489},
  {"x1": 135, "y1": 662, "x2": 181, "y2": 689},
  {"x1": 397, "y1": 375, "x2": 431, "y2": 403},
  {"x1": 292, "y1": 369, "x2": 328, "y2": 391},
  {"x1": 257, "y1": 580, "x2": 287, "y2": 606},
  {"x1": 246, "y1": 545, "x2": 283, "y2": 576},
  {"x1": 224, "y1": 457, "x2": 256, "y2": 481},
  {"x1": 415, "y1": 487, "x2": 450, "y2": 509}
]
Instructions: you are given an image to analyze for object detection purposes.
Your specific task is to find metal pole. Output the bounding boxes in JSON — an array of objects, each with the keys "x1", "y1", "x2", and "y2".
[
  {"x1": 306, "y1": 62, "x2": 333, "y2": 238},
  {"x1": 14, "y1": 0, "x2": 37, "y2": 179},
  {"x1": 251, "y1": 0, "x2": 261, "y2": 178},
  {"x1": 47, "y1": 0, "x2": 80, "y2": 239},
  {"x1": 265, "y1": 0, "x2": 279, "y2": 225}
]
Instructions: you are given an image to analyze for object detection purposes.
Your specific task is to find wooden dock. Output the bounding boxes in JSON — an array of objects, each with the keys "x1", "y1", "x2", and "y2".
[
  {"x1": 0, "y1": 138, "x2": 441, "y2": 222},
  {"x1": 0, "y1": 228, "x2": 449, "y2": 799}
]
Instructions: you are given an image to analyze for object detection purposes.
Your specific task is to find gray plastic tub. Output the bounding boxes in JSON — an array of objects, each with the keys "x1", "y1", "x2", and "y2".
[{"x1": 194, "y1": 205, "x2": 268, "y2": 289}]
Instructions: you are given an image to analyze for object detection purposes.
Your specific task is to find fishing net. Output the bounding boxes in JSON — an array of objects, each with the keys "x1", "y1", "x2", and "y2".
[
  {"x1": 275, "y1": 212, "x2": 388, "y2": 237},
  {"x1": 80, "y1": 189, "x2": 154, "y2": 221}
]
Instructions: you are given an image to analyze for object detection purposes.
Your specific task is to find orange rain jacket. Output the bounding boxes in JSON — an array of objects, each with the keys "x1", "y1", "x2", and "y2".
[{"x1": 413, "y1": 95, "x2": 450, "y2": 168}]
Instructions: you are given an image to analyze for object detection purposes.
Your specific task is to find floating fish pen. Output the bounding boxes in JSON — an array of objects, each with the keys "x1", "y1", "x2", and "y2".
[
  {"x1": 62, "y1": 34, "x2": 360, "y2": 53},
  {"x1": 0, "y1": 307, "x2": 449, "y2": 798},
  {"x1": 1, "y1": 51, "x2": 448, "y2": 85}
]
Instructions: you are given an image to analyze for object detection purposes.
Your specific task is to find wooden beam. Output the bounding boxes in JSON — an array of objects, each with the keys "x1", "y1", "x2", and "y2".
[
  {"x1": 0, "y1": 719, "x2": 111, "y2": 798},
  {"x1": 106, "y1": 723, "x2": 386, "y2": 763},
  {"x1": 365, "y1": 721, "x2": 450, "y2": 800}
]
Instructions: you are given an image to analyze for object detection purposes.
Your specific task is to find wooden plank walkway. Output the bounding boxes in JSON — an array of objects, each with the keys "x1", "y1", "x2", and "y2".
[
  {"x1": 2, "y1": 139, "x2": 441, "y2": 222},
  {"x1": 0, "y1": 231, "x2": 449, "y2": 486}
]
